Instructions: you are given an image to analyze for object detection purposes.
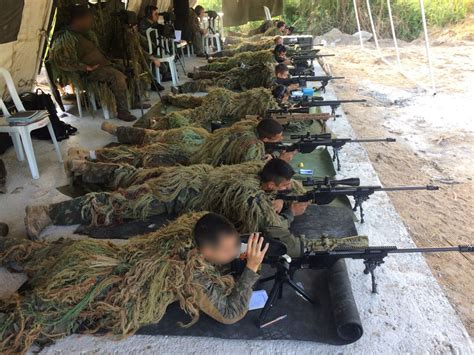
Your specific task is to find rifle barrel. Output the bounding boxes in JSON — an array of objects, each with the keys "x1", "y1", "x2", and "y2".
[
  {"x1": 349, "y1": 138, "x2": 396, "y2": 143},
  {"x1": 379, "y1": 185, "x2": 439, "y2": 192}
]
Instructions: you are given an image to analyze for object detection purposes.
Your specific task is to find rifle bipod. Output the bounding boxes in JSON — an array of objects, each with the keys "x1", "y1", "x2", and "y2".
[{"x1": 256, "y1": 256, "x2": 319, "y2": 327}]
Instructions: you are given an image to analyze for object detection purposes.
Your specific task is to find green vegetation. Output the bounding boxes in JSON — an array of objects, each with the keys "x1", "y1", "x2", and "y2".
[{"x1": 197, "y1": 0, "x2": 472, "y2": 41}]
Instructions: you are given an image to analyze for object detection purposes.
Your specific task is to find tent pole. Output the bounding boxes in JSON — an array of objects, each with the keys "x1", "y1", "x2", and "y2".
[
  {"x1": 387, "y1": 0, "x2": 401, "y2": 66},
  {"x1": 353, "y1": 0, "x2": 364, "y2": 48},
  {"x1": 365, "y1": 0, "x2": 381, "y2": 55},
  {"x1": 418, "y1": 0, "x2": 436, "y2": 94}
]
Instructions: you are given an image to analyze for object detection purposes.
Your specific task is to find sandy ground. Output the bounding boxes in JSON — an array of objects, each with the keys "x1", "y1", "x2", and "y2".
[{"x1": 320, "y1": 25, "x2": 474, "y2": 336}]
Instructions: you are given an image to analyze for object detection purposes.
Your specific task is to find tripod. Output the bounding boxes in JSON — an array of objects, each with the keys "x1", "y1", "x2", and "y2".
[{"x1": 257, "y1": 257, "x2": 319, "y2": 327}]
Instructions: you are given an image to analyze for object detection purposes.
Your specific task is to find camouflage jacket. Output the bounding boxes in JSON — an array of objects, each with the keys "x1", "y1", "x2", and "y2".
[{"x1": 194, "y1": 267, "x2": 260, "y2": 324}]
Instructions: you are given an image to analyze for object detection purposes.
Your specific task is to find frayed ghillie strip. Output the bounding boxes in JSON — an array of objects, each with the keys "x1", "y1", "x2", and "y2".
[
  {"x1": 164, "y1": 95, "x2": 204, "y2": 109},
  {"x1": 1, "y1": 212, "x2": 229, "y2": 353},
  {"x1": 190, "y1": 161, "x2": 280, "y2": 233},
  {"x1": 199, "y1": 50, "x2": 273, "y2": 72},
  {"x1": 191, "y1": 120, "x2": 265, "y2": 166},
  {"x1": 95, "y1": 143, "x2": 191, "y2": 168},
  {"x1": 156, "y1": 127, "x2": 210, "y2": 148},
  {"x1": 48, "y1": 30, "x2": 117, "y2": 114},
  {"x1": 151, "y1": 88, "x2": 277, "y2": 130},
  {"x1": 80, "y1": 185, "x2": 157, "y2": 226}
]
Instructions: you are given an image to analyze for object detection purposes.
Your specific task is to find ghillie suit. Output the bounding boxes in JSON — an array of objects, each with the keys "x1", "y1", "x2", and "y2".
[
  {"x1": 162, "y1": 95, "x2": 204, "y2": 109},
  {"x1": 39, "y1": 161, "x2": 306, "y2": 234},
  {"x1": 92, "y1": 126, "x2": 209, "y2": 168},
  {"x1": 225, "y1": 27, "x2": 281, "y2": 45},
  {"x1": 213, "y1": 38, "x2": 275, "y2": 58},
  {"x1": 190, "y1": 120, "x2": 265, "y2": 166},
  {"x1": 226, "y1": 20, "x2": 274, "y2": 38},
  {"x1": 195, "y1": 50, "x2": 273, "y2": 73},
  {"x1": 48, "y1": 29, "x2": 119, "y2": 114},
  {"x1": 81, "y1": 120, "x2": 264, "y2": 169},
  {"x1": 0, "y1": 212, "x2": 249, "y2": 353},
  {"x1": 150, "y1": 87, "x2": 278, "y2": 130},
  {"x1": 175, "y1": 64, "x2": 275, "y2": 95}
]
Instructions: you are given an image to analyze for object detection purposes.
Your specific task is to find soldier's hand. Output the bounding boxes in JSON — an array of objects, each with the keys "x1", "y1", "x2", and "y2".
[
  {"x1": 151, "y1": 56, "x2": 161, "y2": 67},
  {"x1": 279, "y1": 150, "x2": 298, "y2": 162},
  {"x1": 263, "y1": 154, "x2": 273, "y2": 163},
  {"x1": 290, "y1": 201, "x2": 310, "y2": 216},
  {"x1": 86, "y1": 64, "x2": 100, "y2": 72},
  {"x1": 272, "y1": 199, "x2": 284, "y2": 214},
  {"x1": 246, "y1": 233, "x2": 269, "y2": 273}
]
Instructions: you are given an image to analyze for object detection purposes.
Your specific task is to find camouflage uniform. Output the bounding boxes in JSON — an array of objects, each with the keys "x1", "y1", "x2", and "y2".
[
  {"x1": 85, "y1": 120, "x2": 265, "y2": 168},
  {"x1": 50, "y1": 160, "x2": 368, "y2": 257},
  {"x1": 50, "y1": 29, "x2": 130, "y2": 113},
  {"x1": 214, "y1": 38, "x2": 275, "y2": 58},
  {"x1": 195, "y1": 266, "x2": 260, "y2": 324},
  {"x1": 177, "y1": 64, "x2": 275, "y2": 93},
  {"x1": 196, "y1": 50, "x2": 273, "y2": 73},
  {"x1": 89, "y1": 126, "x2": 209, "y2": 168}
]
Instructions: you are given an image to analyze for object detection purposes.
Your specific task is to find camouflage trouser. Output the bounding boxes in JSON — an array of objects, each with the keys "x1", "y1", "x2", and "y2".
[
  {"x1": 178, "y1": 79, "x2": 214, "y2": 93},
  {"x1": 93, "y1": 144, "x2": 190, "y2": 168},
  {"x1": 48, "y1": 184, "x2": 194, "y2": 226},
  {"x1": 163, "y1": 94, "x2": 204, "y2": 108},
  {"x1": 193, "y1": 31, "x2": 205, "y2": 56},
  {"x1": 115, "y1": 126, "x2": 162, "y2": 145},
  {"x1": 87, "y1": 65, "x2": 129, "y2": 112},
  {"x1": 72, "y1": 161, "x2": 162, "y2": 190}
]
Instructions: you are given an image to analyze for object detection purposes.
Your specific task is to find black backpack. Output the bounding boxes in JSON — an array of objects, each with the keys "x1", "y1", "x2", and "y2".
[{"x1": 19, "y1": 89, "x2": 77, "y2": 141}]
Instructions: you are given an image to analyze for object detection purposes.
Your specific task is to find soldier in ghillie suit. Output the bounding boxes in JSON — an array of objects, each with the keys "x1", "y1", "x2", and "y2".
[
  {"x1": 189, "y1": 50, "x2": 274, "y2": 77},
  {"x1": 171, "y1": 63, "x2": 275, "y2": 94},
  {"x1": 0, "y1": 212, "x2": 265, "y2": 352},
  {"x1": 1, "y1": 211, "x2": 367, "y2": 352},
  {"x1": 211, "y1": 37, "x2": 281, "y2": 58},
  {"x1": 224, "y1": 21, "x2": 286, "y2": 45},
  {"x1": 25, "y1": 159, "x2": 307, "y2": 239},
  {"x1": 146, "y1": 87, "x2": 279, "y2": 130},
  {"x1": 68, "y1": 118, "x2": 297, "y2": 168},
  {"x1": 49, "y1": 5, "x2": 159, "y2": 121}
]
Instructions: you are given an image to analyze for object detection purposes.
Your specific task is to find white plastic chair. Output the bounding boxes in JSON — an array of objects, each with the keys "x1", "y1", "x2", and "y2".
[
  {"x1": 203, "y1": 32, "x2": 222, "y2": 54},
  {"x1": 0, "y1": 67, "x2": 63, "y2": 179},
  {"x1": 146, "y1": 28, "x2": 179, "y2": 86},
  {"x1": 75, "y1": 88, "x2": 111, "y2": 119},
  {"x1": 264, "y1": 6, "x2": 272, "y2": 20}
]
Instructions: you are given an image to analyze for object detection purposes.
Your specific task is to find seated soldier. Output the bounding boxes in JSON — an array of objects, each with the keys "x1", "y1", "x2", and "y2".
[
  {"x1": 49, "y1": 5, "x2": 157, "y2": 121},
  {"x1": 25, "y1": 159, "x2": 308, "y2": 239},
  {"x1": 190, "y1": 5, "x2": 207, "y2": 57},
  {"x1": 67, "y1": 118, "x2": 296, "y2": 168}
]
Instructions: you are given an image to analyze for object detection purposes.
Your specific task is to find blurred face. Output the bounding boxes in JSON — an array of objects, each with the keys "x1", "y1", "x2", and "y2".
[
  {"x1": 277, "y1": 51, "x2": 287, "y2": 59},
  {"x1": 74, "y1": 13, "x2": 93, "y2": 31},
  {"x1": 199, "y1": 8, "x2": 206, "y2": 18},
  {"x1": 276, "y1": 70, "x2": 290, "y2": 79},
  {"x1": 261, "y1": 178, "x2": 292, "y2": 192},
  {"x1": 260, "y1": 132, "x2": 284, "y2": 143},
  {"x1": 275, "y1": 37, "x2": 284, "y2": 45},
  {"x1": 151, "y1": 9, "x2": 159, "y2": 22},
  {"x1": 200, "y1": 232, "x2": 240, "y2": 265}
]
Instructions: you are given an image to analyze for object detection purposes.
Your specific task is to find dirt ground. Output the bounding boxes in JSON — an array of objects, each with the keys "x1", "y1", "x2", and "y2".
[{"x1": 322, "y1": 20, "x2": 474, "y2": 336}]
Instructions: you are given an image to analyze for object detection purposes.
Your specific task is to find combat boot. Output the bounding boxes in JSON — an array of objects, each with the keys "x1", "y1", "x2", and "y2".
[
  {"x1": 117, "y1": 110, "x2": 137, "y2": 122},
  {"x1": 25, "y1": 205, "x2": 52, "y2": 240}
]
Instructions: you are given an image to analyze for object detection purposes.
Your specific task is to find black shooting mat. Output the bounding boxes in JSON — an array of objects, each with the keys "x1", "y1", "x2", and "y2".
[{"x1": 136, "y1": 205, "x2": 363, "y2": 345}]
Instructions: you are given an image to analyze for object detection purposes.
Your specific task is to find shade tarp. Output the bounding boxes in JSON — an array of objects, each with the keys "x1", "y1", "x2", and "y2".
[
  {"x1": 0, "y1": 0, "x2": 53, "y2": 98},
  {"x1": 126, "y1": 0, "x2": 197, "y2": 16},
  {"x1": 222, "y1": 0, "x2": 283, "y2": 27}
]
